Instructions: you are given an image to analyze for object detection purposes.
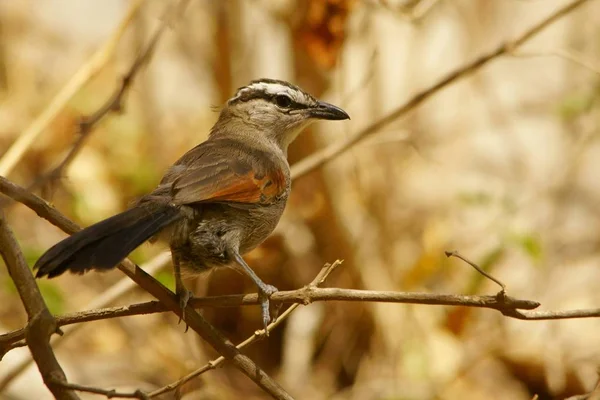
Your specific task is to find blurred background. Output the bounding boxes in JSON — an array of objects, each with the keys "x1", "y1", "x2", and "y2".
[{"x1": 2, "y1": 0, "x2": 600, "y2": 399}]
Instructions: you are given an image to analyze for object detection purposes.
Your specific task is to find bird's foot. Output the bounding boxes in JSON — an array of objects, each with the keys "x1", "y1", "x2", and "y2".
[
  {"x1": 258, "y1": 284, "x2": 278, "y2": 336},
  {"x1": 176, "y1": 287, "x2": 194, "y2": 329}
]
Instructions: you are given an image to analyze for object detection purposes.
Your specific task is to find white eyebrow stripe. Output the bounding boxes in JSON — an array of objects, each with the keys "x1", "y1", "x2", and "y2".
[{"x1": 235, "y1": 82, "x2": 316, "y2": 106}]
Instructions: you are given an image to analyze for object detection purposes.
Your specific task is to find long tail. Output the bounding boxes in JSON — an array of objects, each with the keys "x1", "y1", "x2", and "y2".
[{"x1": 34, "y1": 203, "x2": 180, "y2": 278}]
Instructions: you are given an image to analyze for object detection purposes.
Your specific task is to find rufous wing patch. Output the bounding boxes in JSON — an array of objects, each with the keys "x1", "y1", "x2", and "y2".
[
  {"x1": 172, "y1": 160, "x2": 286, "y2": 206},
  {"x1": 209, "y1": 168, "x2": 285, "y2": 203}
]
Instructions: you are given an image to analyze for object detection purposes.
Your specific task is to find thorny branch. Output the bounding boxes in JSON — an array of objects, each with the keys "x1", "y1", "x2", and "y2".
[{"x1": 290, "y1": 0, "x2": 593, "y2": 180}]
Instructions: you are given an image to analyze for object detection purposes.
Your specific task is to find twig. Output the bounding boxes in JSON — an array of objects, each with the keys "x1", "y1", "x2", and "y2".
[
  {"x1": 0, "y1": 210, "x2": 79, "y2": 399},
  {"x1": 0, "y1": 179, "x2": 292, "y2": 398},
  {"x1": 149, "y1": 260, "x2": 342, "y2": 398},
  {"x1": 290, "y1": 0, "x2": 592, "y2": 180},
  {"x1": 445, "y1": 250, "x2": 506, "y2": 292},
  {"x1": 0, "y1": 339, "x2": 26, "y2": 357},
  {"x1": 501, "y1": 307, "x2": 600, "y2": 321},
  {"x1": 0, "y1": 0, "x2": 146, "y2": 177},
  {"x1": 51, "y1": 381, "x2": 149, "y2": 400},
  {"x1": 511, "y1": 47, "x2": 600, "y2": 76},
  {"x1": 28, "y1": 0, "x2": 191, "y2": 194}
]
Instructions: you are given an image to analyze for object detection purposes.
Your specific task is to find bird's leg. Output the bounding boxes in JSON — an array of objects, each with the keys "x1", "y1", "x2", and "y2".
[
  {"x1": 232, "y1": 251, "x2": 277, "y2": 333},
  {"x1": 172, "y1": 252, "x2": 193, "y2": 325}
]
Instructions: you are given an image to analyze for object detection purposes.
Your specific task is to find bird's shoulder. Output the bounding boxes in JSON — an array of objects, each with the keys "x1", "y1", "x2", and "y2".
[{"x1": 156, "y1": 137, "x2": 289, "y2": 206}]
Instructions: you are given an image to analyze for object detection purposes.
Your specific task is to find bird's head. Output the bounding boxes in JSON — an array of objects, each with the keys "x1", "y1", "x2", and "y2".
[{"x1": 212, "y1": 79, "x2": 350, "y2": 151}]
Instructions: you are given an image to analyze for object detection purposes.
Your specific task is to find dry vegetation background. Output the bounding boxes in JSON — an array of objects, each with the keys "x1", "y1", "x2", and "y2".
[{"x1": 2, "y1": 0, "x2": 600, "y2": 399}]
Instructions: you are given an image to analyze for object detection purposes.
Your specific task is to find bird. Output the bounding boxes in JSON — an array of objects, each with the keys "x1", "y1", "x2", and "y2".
[{"x1": 34, "y1": 78, "x2": 350, "y2": 330}]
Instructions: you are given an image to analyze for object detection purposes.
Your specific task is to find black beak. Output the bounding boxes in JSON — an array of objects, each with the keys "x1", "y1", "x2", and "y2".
[{"x1": 309, "y1": 101, "x2": 350, "y2": 121}]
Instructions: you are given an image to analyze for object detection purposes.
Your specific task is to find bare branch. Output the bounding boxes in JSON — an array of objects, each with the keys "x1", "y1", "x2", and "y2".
[
  {"x1": 51, "y1": 381, "x2": 149, "y2": 400},
  {"x1": 0, "y1": 260, "x2": 543, "y2": 352},
  {"x1": 0, "y1": 210, "x2": 79, "y2": 399},
  {"x1": 290, "y1": 0, "x2": 593, "y2": 180},
  {"x1": 445, "y1": 250, "x2": 506, "y2": 291},
  {"x1": 0, "y1": 289, "x2": 538, "y2": 350},
  {"x1": 0, "y1": 0, "x2": 146, "y2": 177},
  {"x1": 28, "y1": 0, "x2": 192, "y2": 194},
  {"x1": 511, "y1": 47, "x2": 600, "y2": 76},
  {"x1": 7, "y1": 284, "x2": 598, "y2": 354}
]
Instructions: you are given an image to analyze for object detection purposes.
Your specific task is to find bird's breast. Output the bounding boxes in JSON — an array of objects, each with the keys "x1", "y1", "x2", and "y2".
[{"x1": 238, "y1": 194, "x2": 288, "y2": 253}]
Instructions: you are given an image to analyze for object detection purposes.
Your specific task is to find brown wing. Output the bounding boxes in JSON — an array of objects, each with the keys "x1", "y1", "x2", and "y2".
[{"x1": 163, "y1": 141, "x2": 287, "y2": 206}]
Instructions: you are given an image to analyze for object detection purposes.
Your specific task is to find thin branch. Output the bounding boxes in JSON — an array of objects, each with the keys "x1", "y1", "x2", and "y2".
[
  {"x1": 148, "y1": 260, "x2": 343, "y2": 398},
  {"x1": 28, "y1": 0, "x2": 191, "y2": 194},
  {"x1": 290, "y1": 0, "x2": 592, "y2": 180},
  {"x1": 511, "y1": 47, "x2": 600, "y2": 76},
  {"x1": 0, "y1": 180, "x2": 292, "y2": 398},
  {"x1": 445, "y1": 250, "x2": 506, "y2": 291},
  {"x1": 501, "y1": 307, "x2": 600, "y2": 321},
  {"x1": 51, "y1": 381, "x2": 149, "y2": 400},
  {"x1": 0, "y1": 266, "x2": 542, "y2": 351},
  {"x1": 7, "y1": 285, "x2": 600, "y2": 349},
  {"x1": 0, "y1": 210, "x2": 79, "y2": 399},
  {"x1": 0, "y1": 339, "x2": 26, "y2": 356},
  {"x1": 0, "y1": 0, "x2": 146, "y2": 177}
]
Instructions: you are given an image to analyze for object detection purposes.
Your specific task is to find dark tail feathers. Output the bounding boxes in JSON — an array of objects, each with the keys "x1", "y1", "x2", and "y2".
[{"x1": 35, "y1": 203, "x2": 180, "y2": 278}]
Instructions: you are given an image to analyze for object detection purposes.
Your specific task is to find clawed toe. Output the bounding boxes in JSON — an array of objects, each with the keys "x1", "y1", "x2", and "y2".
[
  {"x1": 177, "y1": 288, "x2": 194, "y2": 327},
  {"x1": 258, "y1": 285, "x2": 278, "y2": 335}
]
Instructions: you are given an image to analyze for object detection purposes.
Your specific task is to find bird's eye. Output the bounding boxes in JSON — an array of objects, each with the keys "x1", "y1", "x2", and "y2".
[{"x1": 274, "y1": 95, "x2": 292, "y2": 108}]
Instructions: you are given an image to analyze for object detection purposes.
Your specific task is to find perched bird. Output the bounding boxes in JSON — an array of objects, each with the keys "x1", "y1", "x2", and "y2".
[{"x1": 34, "y1": 78, "x2": 350, "y2": 329}]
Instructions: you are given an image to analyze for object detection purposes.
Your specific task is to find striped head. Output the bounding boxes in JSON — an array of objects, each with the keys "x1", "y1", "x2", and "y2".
[{"x1": 213, "y1": 79, "x2": 349, "y2": 150}]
